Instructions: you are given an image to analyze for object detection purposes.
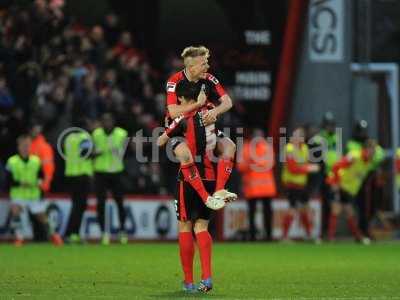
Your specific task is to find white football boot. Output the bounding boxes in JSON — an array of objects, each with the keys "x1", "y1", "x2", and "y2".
[
  {"x1": 213, "y1": 189, "x2": 238, "y2": 203},
  {"x1": 205, "y1": 196, "x2": 226, "y2": 210}
]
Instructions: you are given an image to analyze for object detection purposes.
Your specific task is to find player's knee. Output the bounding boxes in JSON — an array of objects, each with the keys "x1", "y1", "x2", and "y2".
[
  {"x1": 344, "y1": 205, "x2": 354, "y2": 216},
  {"x1": 178, "y1": 221, "x2": 192, "y2": 232},
  {"x1": 331, "y1": 203, "x2": 341, "y2": 215},
  {"x1": 174, "y1": 143, "x2": 193, "y2": 164},
  {"x1": 219, "y1": 137, "x2": 236, "y2": 157},
  {"x1": 193, "y1": 219, "x2": 209, "y2": 233},
  {"x1": 227, "y1": 139, "x2": 237, "y2": 155}
]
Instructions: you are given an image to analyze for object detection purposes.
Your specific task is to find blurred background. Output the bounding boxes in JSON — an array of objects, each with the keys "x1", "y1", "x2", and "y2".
[{"x1": 0, "y1": 0, "x2": 399, "y2": 242}]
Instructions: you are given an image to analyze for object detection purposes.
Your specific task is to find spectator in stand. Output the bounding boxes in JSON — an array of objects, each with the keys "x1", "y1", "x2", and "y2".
[
  {"x1": 102, "y1": 13, "x2": 121, "y2": 46},
  {"x1": 0, "y1": 76, "x2": 14, "y2": 109}
]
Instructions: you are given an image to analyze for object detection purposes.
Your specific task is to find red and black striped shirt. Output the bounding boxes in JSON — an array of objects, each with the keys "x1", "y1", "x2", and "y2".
[{"x1": 165, "y1": 107, "x2": 217, "y2": 180}]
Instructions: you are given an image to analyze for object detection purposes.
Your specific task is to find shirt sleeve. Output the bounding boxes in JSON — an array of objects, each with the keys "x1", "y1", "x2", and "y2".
[
  {"x1": 328, "y1": 155, "x2": 353, "y2": 185},
  {"x1": 166, "y1": 81, "x2": 178, "y2": 106},
  {"x1": 206, "y1": 74, "x2": 227, "y2": 101},
  {"x1": 165, "y1": 116, "x2": 186, "y2": 138}
]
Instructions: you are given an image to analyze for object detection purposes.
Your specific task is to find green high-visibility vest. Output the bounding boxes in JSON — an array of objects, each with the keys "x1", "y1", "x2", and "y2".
[
  {"x1": 282, "y1": 143, "x2": 309, "y2": 187},
  {"x1": 64, "y1": 132, "x2": 93, "y2": 177},
  {"x1": 319, "y1": 130, "x2": 338, "y2": 174},
  {"x1": 346, "y1": 140, "x2": 385, "y2": 171},
  {"x1": 6, "y1": 155, "x2": 41, "y2": 201},
  {"x1": 346, "y1": 139, "x2": 362, "y2": 153},
  {"x1": 339, "y1": 149, "x2": 373, "y2": 196},
  {"x1": 92, "y1": 127, "x2": 128, "y2": 173}
]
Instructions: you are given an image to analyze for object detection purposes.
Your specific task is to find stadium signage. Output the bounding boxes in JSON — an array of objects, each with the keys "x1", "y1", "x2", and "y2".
[
  {"x1": 233, "y1": 71, "x2": 271, "y2": 101},
  {"x1": 0, "y1": 198, "x2": 178, "y2": 240},
  {"x1": 244, "y1": 30, "x2": 271, "y2": 46},
  {"x1": 308, "y1": 0, "x2": 344, "y2": 62}
]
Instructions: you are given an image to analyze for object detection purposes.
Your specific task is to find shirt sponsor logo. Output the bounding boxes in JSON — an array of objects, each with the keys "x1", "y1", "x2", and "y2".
[{"x1": 166, "y1": 82, "x2": 176, "y2": 92}]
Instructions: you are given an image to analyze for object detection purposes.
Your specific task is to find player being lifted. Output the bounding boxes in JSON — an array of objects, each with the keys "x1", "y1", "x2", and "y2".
[
  {"x1": 164, "y1": 46, "x2": 237, "y2": 208},
  {"x1": 158, "y1": 80, "x2": 234, "y2": 293}
]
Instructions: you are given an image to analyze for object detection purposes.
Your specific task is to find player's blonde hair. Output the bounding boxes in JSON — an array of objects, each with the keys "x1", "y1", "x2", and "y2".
[{"x1": 181, "y1": 46, "x2": 210, "y2": 67}]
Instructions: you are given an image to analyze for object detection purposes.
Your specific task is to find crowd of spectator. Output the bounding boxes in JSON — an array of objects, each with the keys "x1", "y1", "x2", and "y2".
[{"x1": 0, "y1": 0, "x2": 188, "y2": 194}]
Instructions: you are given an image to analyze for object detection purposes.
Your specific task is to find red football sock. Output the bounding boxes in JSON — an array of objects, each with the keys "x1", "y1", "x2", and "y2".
[
  {"x1": 300, "y1": 212, "x2": 312, "y2": 238},
  {"x1": 216, "y1": 158, "x2": 234, "y2": 191},
  {"x1": 196, "y1": 231, "x2": 212, "y2": 280},
  {"x1": 282, "y1": 214, "x2": 294, "y2": 239},
  {"x1": 347, "y1": 216, "x2": 362, "y2": 240},
  {"x1": 328, "y1": 214, "x2": 338, "y2": 240},
  {"x1": 179, "y1": 232, "x2": 195, "y2": 284},
  {"x1": 181, "y1": 163, "x2": 209, "y2": 203}
]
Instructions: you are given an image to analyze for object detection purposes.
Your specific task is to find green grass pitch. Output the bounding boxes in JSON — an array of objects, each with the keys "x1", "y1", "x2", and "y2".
[{"x1": 1, "y1": 242, "x2": 400, "y2": 299}]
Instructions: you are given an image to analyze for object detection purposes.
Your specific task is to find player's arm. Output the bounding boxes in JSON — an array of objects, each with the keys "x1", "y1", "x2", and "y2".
[
  {"x1": 168, "y1": 102, "x2": 201, "y2": 119},
  {"x1": 211, "y1": 94, "x2": 233, "y2": 116},
  {"x1": 326, "y1": 155, "x2": 353, "y2": 187},
  {"x1": 157, "y1": 132, "x2": 170, "y2": 147},
  {"x1": 167, "y1": 85, "x2": 206, "y2": 119},
  {"x1": 157, "y1": 116, "x2": 186, "y2": 147},
  {"x1": 202, "y1": 74, "x2": 232, "y2": 125}
]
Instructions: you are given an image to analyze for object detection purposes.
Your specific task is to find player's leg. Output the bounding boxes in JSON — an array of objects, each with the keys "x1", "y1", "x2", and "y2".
[
  {"x1": 299, "y1": 205, "x2": 312, "y2": 239},
  {"x1": 194, "y1": 219, "x2": 213, "y2": 292},
  {"x1": 282, "y1": 190, "x2": 296, "y2": 240},
  {"x1": 299, "y1": 191, "x2": 312, "y2": 239},
  {"x1": 328, "y1": 199, "x2": 342, "y2": 241},
  {"x1": 175, "y1": 142, "x2": 224, "y2": 210},
  {"x1": 110, "y1": 173, "x2": 127, "y2": 244},
  {"x1": 10, "y1": 203, "x2": 24, "y2": 246},
  {"x1": 214, "y1": 136, "x2": 237, "y2": 201},
  {"x1": 175, "y1": 180, "x2": 197, "y2": 292},
  {"x1": 343, "y1": 203, "x2": 364, "y2": 242},
  {"x1": 31, "y1": 203, "x2": 63, "y2": 246},
  {"x1": 178, "y1": 220, "x2": 196, "y2": 291},
  {"x1": 95, "y1": 173, "x2": 109, "y2": 244}
]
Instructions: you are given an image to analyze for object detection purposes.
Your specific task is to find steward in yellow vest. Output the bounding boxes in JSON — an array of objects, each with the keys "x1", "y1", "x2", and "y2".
[
  {"x1": 6, "y1": 135, "x2": 63, "y2": 246},
  {"x1": 326, "y1": 139, "x2": 377, "y2": 244},
  {"x1": 346, "y1": 120, "x2": 386, "y2": 238},
  {"x1": 63, "y1": 120, "x2": 93, "y2": 243},
  {"x1": 281, "y1": 127, "x2": 320, "y2": 241},
  {"x1": 92, "y1": 113, "x2": 128, "y2": 245},
  {"x1": 316, "y1": 112, "x2": 339, "y2": 237}
]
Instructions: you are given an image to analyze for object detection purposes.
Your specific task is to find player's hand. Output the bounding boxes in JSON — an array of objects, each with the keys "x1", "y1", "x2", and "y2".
[
  {"x1": 307, "y1": 164, "x2": 320, "y2": 173},
  {"x1": 197, "y1": 84, "x2": 207, "y2": 107},
  {"x1": 202, "y1": 109, "x2": 218, "y2": 126}
]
